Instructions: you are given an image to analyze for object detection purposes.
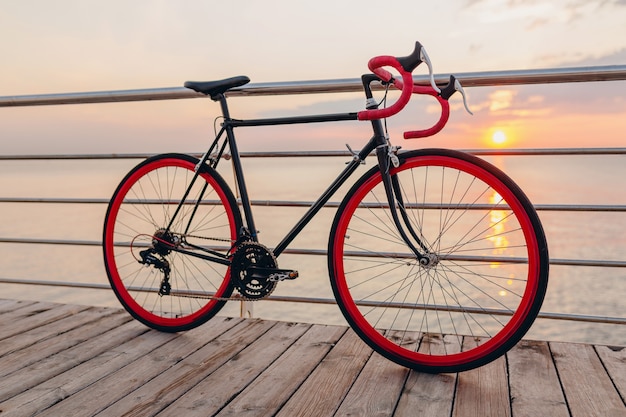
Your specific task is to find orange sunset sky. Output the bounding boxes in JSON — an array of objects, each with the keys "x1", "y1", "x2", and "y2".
[{"x1": 1, "y1": 0, "x2": 625, "y2": 154}]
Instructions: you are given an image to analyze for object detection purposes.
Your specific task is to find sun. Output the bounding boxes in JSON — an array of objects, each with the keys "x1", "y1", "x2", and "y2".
[{"x1": 492, "y1": 130, "x2": 507, "y2": 145}]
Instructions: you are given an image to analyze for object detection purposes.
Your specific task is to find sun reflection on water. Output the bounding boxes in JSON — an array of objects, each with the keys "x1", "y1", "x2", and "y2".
[
  {"x1": 488, "y1": 191, "x2": 514, "y2": 297},
  {"x1": 488, "y1": 191, "x2": 509, "y2": 258}
]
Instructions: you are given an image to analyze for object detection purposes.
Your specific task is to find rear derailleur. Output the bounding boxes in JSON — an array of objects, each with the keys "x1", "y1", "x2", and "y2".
[
  {"x1": 137, "y1": 228, "x2": 176, "y2": 296},
  {"x1": 138, "y1": 249, "x2": 172, "y2": 296}
]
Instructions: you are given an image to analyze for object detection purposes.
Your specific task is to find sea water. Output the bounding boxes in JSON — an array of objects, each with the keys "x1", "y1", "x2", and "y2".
[{"x1": 0, "y1": 153, "x2": 624, "y2": 346}]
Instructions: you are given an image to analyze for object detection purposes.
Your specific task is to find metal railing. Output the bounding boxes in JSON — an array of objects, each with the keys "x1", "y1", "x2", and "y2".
[
  {"x1": 1, "y1": 65, "x2": 625, "y2": 107},
  {"x1": 1, "y1": 148, "x2": 625, "y2": 327},
  {"x1": 1, "y1": 65, "x2": 626, "y2": 335}
]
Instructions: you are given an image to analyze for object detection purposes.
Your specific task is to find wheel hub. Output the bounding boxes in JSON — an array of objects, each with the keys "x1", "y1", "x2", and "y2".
[
  {"x1": 152, "y1": 228, "x2": 179, "y2": 256},
  {"x1": 419, "y1": 253, "x2": 440, "y2": 269}
]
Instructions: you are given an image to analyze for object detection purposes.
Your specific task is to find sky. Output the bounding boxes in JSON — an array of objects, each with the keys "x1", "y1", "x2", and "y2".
[{"x1": 0, "y1": 0, "x2": 625, "y2": 154}]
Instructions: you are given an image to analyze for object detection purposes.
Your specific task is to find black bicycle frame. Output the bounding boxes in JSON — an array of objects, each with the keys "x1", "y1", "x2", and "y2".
[
  {"x1": 222, "y1": 101, "x2": 372, "y2": 257},
  {"x1": 169, "y1": 80, "x2": 430, "y2": 265}
]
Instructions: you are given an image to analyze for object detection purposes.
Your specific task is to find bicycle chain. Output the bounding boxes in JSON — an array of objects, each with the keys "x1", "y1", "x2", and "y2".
[
  {"x1": 182, "y1": 234, "x2": 234, "y2": 244},
  {"x1": 171, "y1": 291, "x2": 262, "y2": 302},
  {"x1": 162, "y1": 240, "x2": 276, "y2": 302}
]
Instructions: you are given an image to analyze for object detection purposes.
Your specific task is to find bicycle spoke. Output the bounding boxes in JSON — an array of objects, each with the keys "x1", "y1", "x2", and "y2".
[
  {"x1": 104, "y1": 154, "x2": 241, "y2": 332},
  {"x1": 330, "y1": 150, "x2": 548, "y2": 372}
]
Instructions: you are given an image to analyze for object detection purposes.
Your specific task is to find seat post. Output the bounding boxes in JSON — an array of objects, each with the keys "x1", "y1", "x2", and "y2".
[{"x1": 214, "y1": 93, "x2": 231, "y2": 118}]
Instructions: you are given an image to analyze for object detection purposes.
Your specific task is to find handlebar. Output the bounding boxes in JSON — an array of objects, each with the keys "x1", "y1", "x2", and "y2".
[
  {"x1": 402, "y1": 83, "x2": 450, "y2": 139},
  {"x1": 356, "y1": 54, "x2": 417, "y2": 121},
  {"x1": 357, "y1": 41, "x2": 472, "y2": 139}
]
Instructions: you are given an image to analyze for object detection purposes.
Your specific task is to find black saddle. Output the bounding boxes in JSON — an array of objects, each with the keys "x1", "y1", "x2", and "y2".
[{"x1": 184, "y1": 76, "x2": 250, "y2": 99}]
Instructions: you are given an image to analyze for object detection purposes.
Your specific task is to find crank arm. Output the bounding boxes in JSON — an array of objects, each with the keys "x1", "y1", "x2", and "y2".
[{"x1": 248, "y1": 266, "x2": 299, "y2": 282}]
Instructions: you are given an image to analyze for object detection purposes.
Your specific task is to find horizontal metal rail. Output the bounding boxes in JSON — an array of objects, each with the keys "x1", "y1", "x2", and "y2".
[
  {"x1": 0, "y1": 276, "x2": 623, "y2": 326},
  {"x1": 0, "y1": 198, "x2": 617, "y2": 212},
  {"x1": 1, "y1": 237, "x2": 624, "y2": 269},
  {"x1": 1, "y1": 196, "x2": 625, "y2": 214},
  {"x1": 1, "y1": 147, "x2": 626, "y2": 161},
  {"x1": 1, "y1": 65, "x2": 625, "y2": 107}
]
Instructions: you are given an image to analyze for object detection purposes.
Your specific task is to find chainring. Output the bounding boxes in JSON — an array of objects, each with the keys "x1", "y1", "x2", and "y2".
[{"x1": 230, "y1": 242, "x2": 277, "y2": 300}]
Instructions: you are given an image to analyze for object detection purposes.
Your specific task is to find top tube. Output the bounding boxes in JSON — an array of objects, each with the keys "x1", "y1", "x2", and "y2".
[
  {"x1": 228, "y1": 112, "x2": 358, "y2": 128},
  {"x1": 184, "y1": 41, "x2": 462, "y2": 140}
]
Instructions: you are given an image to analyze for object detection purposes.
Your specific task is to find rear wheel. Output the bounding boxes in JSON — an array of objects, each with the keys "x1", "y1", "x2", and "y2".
[
  {"x1": 103, "y1": 154, "x2": 242, "y2": 332},
  {"x1": 329, "y1": 149, "x2": 549, "y2": 372}
]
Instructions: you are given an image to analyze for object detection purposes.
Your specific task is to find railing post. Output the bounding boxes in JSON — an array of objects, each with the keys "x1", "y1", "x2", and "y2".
[{"x1": 240, "y1": 299, "x2": 254, "y2": 318}]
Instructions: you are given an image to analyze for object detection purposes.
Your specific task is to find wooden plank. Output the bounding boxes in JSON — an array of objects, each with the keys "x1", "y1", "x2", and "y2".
[
  {"x1": 334, "y1": 352, "x2": 408, "y2": 416},
  {"x1": 395, "y1": 334, "x2": 461, "y2": 416},
  {"x1": 453, "y1": 337, "x2": 511, "y2": 417},
  {"x1": 0, "y1": 305, "x2": 119, "y2": 357},
  {"x1": 156, "y1": 321, "x2": 311, "y2": 417},
  {"x1": 508, "y1": 340, "x2": 569, "y2": 417},
  {"x1": 0, "y1": 307, "x2": 127, "y2": 381},
  {"x1": 551, "y1": 341, "x2": 625, "y2": 417},
  {"x1": 0, "y1": 311, "x2": 132, "y2": 402},
  {"x1": 215, "y1": 324, "x2": 347, "y2": 416},
  {"x1": 335, "y1": 330, "x2": 420, "y2": 416},
  {"x1": 20, "y1": 318, "x2": 238, "y2": 417},
  {"x1": 0, "y1": 300, "x2": 65, "y2": 327},
  {"x1": 0, "y1": 319, "x2": 161, "y2": 417},
  {"x1": 0, "y1": 302, "x2": 88, "y2": 340},
  {"x1": 595, "y1": 345, "x2": 626, "y2": 404},
  {"x1": 0, "y1": 299, "x2": 624, "y2": 417},
  {"x1": 36, "y1": 317, "x2": 261, "y2": 417},
  {"x1": 276, "y1": 328, "x2": 373, "y2": 417},
  {"x1": 93, "y1": 317, "x2": 275, "y2": 417},
  {"x1": 0, "y1": 299, "x2": 36, "y2": 314}
]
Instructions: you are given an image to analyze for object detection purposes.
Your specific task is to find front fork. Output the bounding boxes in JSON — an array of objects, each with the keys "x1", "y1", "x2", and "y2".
[
  {"x1": 374, "y1": 132, "x2": 433, "y2": 267},
  {"x1": 361, "y1": 73, "x2": 434, "y2": 267}
]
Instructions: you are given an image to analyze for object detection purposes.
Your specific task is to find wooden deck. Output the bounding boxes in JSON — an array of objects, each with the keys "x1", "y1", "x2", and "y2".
[{"x1": 0, "y1": 299, "x2": 624, "y2": 417}]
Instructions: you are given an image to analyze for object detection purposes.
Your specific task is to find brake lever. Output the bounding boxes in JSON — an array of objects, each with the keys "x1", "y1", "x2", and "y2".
[
  {"x1": 439, "y1": 75, "x2": 473, "y2": 116},
  {"x1": 454, "y1": 78, "x2": 473, "y2": 115},
  {"x1": 419, "y1": 47, "x2": 441, "y2": 94}
]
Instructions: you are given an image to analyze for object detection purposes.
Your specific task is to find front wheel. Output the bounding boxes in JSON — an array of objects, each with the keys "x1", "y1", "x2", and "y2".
[
  {"x1": 103, "y1": 154, "x2": 242, "y2": 332},
  {"x1": 328, "y1": 149, "x2": 549, "y2": 373}
]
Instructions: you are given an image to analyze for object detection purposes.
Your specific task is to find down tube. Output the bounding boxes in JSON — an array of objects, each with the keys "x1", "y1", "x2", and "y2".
[{"x1": 272, "y1": 154, "x2": 369, "y2": 257}]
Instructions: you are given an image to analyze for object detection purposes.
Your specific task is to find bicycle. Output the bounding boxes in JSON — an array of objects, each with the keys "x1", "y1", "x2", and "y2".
[{"x1": 103, "y1": 42, "x2": 549, "y2": 373}]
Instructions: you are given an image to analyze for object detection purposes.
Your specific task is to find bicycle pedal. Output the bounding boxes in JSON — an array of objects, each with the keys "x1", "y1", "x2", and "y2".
[
  {"x1": 248, "y1": 267, "x2": 299, "y2": 282},
  {"x1": 269, "y1": 270, "x2": 299, "y2": 282}
]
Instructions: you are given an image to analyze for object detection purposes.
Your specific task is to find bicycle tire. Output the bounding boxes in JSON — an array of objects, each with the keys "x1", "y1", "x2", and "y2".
[
  {"x1": 103, "y1": 153, "x2": 242, "y2": 332},
  {"x1": 328, "y1": 149, "x2": 549, "y2": 373}
]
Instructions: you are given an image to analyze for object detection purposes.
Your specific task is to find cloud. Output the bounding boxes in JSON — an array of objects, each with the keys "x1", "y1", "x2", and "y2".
[
  {"x1": 541, "y1": 47, "x2": 626, "y2": 68},
  {"x1": 580, "y1": 47, "x2": 626, "y2": 66},
  {"x1": 467, "y1": 88, "x2": 553, "y2": 119},
  {"x1": 488, "y1": 90, "x2": 516, "y2": 111},
  {"x1": 465, "y1": 0, "x2": 625, "y2": 27},
  {"x1": 526, "y1": 17, "x2": 551, "y2": 30}
]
